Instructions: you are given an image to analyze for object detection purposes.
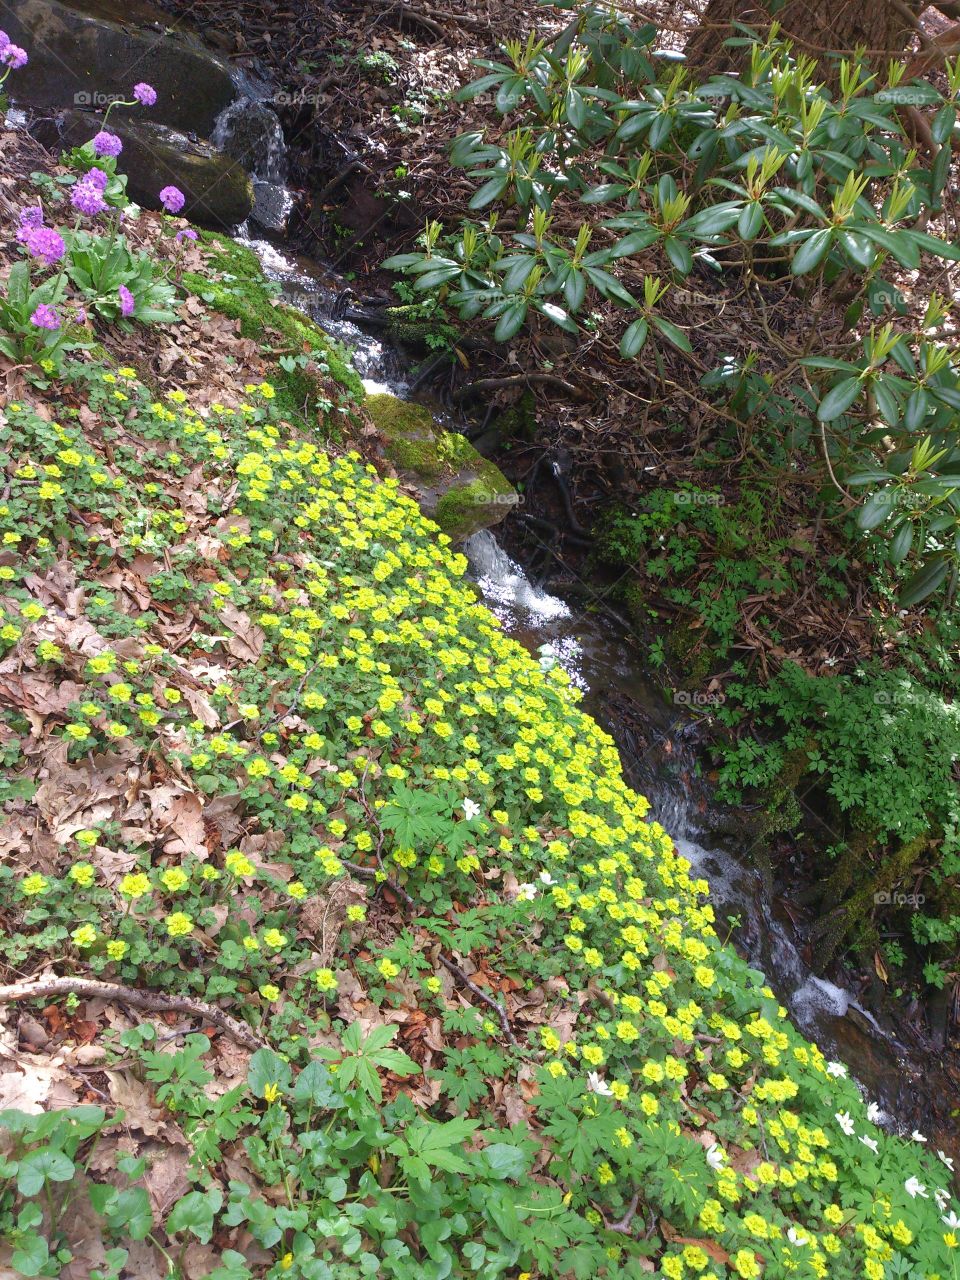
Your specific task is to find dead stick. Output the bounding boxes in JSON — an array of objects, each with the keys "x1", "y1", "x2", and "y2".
[
  {"x1": 436, "y1": 953, "x2": 517, "y2": 1046},
  {"x1": 344, "y1": 860, "x2": 519, "y2": 1046},
  {"x1": 0, "y1": 976, "x2": 265, "y2": 1051}
]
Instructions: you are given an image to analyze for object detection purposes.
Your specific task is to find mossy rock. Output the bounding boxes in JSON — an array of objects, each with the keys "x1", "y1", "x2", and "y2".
[
  {"x1": 181, "y1": 233, "x2": 364, "y2": 432},
  {"x1": 365, "y1": 393, "x2": 517, "y2": 540},
  {"x1": 46, "y1": 111, "x2": 254, "y2": 228}
]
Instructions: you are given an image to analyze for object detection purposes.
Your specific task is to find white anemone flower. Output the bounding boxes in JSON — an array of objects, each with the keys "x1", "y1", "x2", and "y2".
[
  {"x1": 587, "y1": 1072, "x2": 613, "y2": 1097},
  {"x1": 834, "y1": 1111, "x2": 855, "y2": 1136}
]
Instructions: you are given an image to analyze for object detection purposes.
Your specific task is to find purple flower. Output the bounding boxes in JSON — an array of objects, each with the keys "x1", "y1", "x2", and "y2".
[
  {"x1": 86, "y1": 167, "x2": 109, "y2": 190},
  {"x1": 17, "y1": 206, "x2": 45, "y2": 237},
  {"x1": 0, "y1": 31, "x2": 9, "y2": 52},
  {"x1": 91, "y1": 131, "x2": 122, "y2": 158},
  {"x1": 132, "y1": 82, "x2": 157, "y2": 106},
  {"x1": 1, "y1": 44, "x2": 28, "y2": 70},
  {"x1": 75, "y1": 307, "x2": 87, "y2": 325},
  {"x1": 71, "y1": 176, "x2": 108, "y2": 217},
  {"x1": 119, "y1": 285, "x2": 135, "y2": 317},
  {"x1": 23, "y1": 226, "x2": 65, "y2": 266},
  {"x1": 158, "y1": 185, "x2": 185, "y2": 214},
  {"x1": 30, "y1": 304, "x2": 60, "y2": 331},
  {"x1": 175, "y1": 228, "x2": 198, "y2": 243}
]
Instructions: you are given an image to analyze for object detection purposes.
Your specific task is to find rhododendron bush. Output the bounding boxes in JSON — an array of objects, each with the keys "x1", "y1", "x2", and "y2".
[{"x1": 0, "y1": 34, "x2": 958, "y2": 1280}]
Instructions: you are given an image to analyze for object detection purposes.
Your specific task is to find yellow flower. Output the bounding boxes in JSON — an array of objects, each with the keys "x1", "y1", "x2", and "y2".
[
  {"x1": 263, "y1": 928, "x2": 287, "y2": 950},
  {"x1": 72, "y1": 924, "x2": 97, "y2": 948},
  {"x1": 119, "y1": 873, "x2": 151, "y2": 899},
  {"x1": 165, "y1": 912, "x2": 194, "y2": 937},
  {"x1": 21, "y1": 874, "x2": 49, "y2": 896},
  {"x1": 69, "y1": 863, "x2": 95, "y2": 888},
  {"x1": 259, "y1": 984, "x2": 281, "y2": 1002},
  {"x1": 314, "y1": 968, "x2": 338, "y2": 992}
]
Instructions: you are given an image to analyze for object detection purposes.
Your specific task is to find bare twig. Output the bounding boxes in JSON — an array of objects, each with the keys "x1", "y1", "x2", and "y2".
[
  {"x1": 0, "y1": 976, "x2": 266, "y2": 1050},
  {"x1": 436, "y1": 953, "x2": 518, "y2": 1045}
]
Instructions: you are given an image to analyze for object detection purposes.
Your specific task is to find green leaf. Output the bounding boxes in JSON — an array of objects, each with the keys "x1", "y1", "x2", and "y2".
[
  {"x1": 857, "y1": 489, "x2": 897, "y2": 531},
  {"x1": 565, "y1": 87, "x2": 586, "y2": 131},
  {"x1": 494, "y1": 300, "x2": 528, "y2": 342},
  {"x1": 872, "y1": 377, "x2": 901, "y2": 427},
  {"x1": 899, "y1": 556, "x2": 950, "y2": 607},
  {"x1": 481, "y1": 1143, "x2": 529, "y2": 1179},
  {"x1": 468, "y1": 173, "x2": 510, "y2": 210},
  {"x1": 620, "y1": 316, "x2": 649, "y2": 359},
  {"x1": 17, "y1": 1148, "x2": 74, "y2": 1196},
  {"x1": 538, "y1": 302, "x2": 578, "y2": 334},
  {"x1": 167, "y1": 1189, "x2": 223, "y2": 1244},
  {"x1": 663, "y1": 236, "x2": 693, "y2": 274},
  {"x1": 737, "y1": 201, "x2": 764, "y2": 241},
  {"x1": 650, "y1": 315, "x2": 692, "y2": 353},
  {"x1": 610, "y1": 228, "x2": 659, "y2": 258},
  {"x1": 293, "y1": 1060, "x2": 341, "y2": 1108},
  {"x1": 889, "y1": 521, "x2": 914, "y2": 565},
  {"x1": 7, "y1": 260, "x2": 31, "y2": 308},
  {"x1": 247, "y1": 1048, "x2": 291, "y2": 1098},
  {"x1": 816, "y1": 376, "x2": 862, "y2": 422},
  {"x1": 791, "y1": 228, "x2": 834, "y2": 276},
  {"x1": 901, "y1": 228, "x2": 960, "y2": 262},
  {"x1": 11, "y1": 1235, "x2": 49, "y2": 1277}
]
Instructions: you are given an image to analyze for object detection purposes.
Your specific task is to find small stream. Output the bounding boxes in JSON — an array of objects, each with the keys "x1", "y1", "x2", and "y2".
[
  {"x1": 8, "y1": 52, "x2": 956, "y2": 1163},
  {"x1": 231, "y1": 221, "x2": 960, "y2": 1164}
]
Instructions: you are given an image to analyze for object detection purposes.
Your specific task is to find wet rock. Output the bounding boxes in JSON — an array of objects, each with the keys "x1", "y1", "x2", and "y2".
[
  {"x1": 4, "y1": 0, "x2": 236, "y2": 135},
  {"x1": 365, "y1": 393, "x2": 518, "y2": 541},
  {"x1": 40, "y1": 111, "x2": 254, "y2": 228}
]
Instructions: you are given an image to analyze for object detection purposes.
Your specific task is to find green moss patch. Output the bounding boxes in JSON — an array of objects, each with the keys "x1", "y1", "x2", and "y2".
[{"x1": 366, "y1": 392, "x2": 515, "y2": 538}]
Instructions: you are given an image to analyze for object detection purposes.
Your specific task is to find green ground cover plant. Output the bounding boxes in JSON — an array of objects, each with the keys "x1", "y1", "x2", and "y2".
[{"x1": 0, "y1": 20, "x2": 959, "y2": 1280}]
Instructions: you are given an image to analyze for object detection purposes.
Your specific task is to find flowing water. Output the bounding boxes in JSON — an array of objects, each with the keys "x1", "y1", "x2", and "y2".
[{"x1": 230, "y1": 222, "x2": 960, "y2": 1164}]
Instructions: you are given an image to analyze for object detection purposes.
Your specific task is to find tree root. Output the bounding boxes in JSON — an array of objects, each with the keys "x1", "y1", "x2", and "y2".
[{"x1": 0, "y1": 976, "x2": 266, "y2": 1051}]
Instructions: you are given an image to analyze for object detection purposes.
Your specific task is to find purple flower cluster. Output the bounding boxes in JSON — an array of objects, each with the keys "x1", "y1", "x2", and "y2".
[
  {"x1": 158, "y1": 185, "x2": 185, "y2": 214},
  {"x1": 30, "y1": 304, "x2": 60, "y2": 331},
  {"x1": 92, "y1": 130, "x2": 123, "y2": 158},
  {"x1": 70, "y1": 168, "x2": 109, "y2": 217},
  {"x1": 175, "y1": 228, "x2": 198, "y2": 244},
  {"x1": 18, "y1": 206, "x2": 44, "y2": 233},
  {"x1": 132, "y1": 82, "x2": 157, "y2": 107},
  {"x1": 22, "y1": 225, "x2": 65, "y2": 266},
  {"x1": 15, "y1": 207, "x2": 65, "y2": 266},
  {"x1": 118, "y1": 285, "x2": 135, "y2": 317},
  {"x1": 0, "y1": 31, "x2": 27, "y2": 70}
]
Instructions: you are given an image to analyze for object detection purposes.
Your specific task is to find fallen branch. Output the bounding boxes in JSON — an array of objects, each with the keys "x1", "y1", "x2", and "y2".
[
  {"x1": 454, "y1": 371, "x2": 584, "y2": 401},
  {"x1": 436, "y1": 953, "x2": 518, "y2": 1046},
  {"x1": 0, "y1": 976, "x2": 266, "y2": 1050},
  {"x1": 345, "y1": 859, "x2": 519, "y2": 1046}
]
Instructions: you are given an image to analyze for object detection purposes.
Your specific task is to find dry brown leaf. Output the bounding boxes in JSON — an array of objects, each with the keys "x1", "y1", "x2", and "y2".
[
  {"x1": 219, "y1": 602, "x2": 265, "y2": 662},
  {"x1": 142, "y1": 1144, "x2": 191, "y2": 1218},
  {"x1": 106, "y1": 1070, "x2": 167, "y2": 1138}
]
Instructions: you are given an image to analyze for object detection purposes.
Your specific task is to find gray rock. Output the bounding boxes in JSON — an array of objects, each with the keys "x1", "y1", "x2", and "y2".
[
  {"x1": 41, "y1": 110, "x2": 254, "y2": 227},
  {"x1": 4, "y1": 0, "x2": 237, "y2": 134}
]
